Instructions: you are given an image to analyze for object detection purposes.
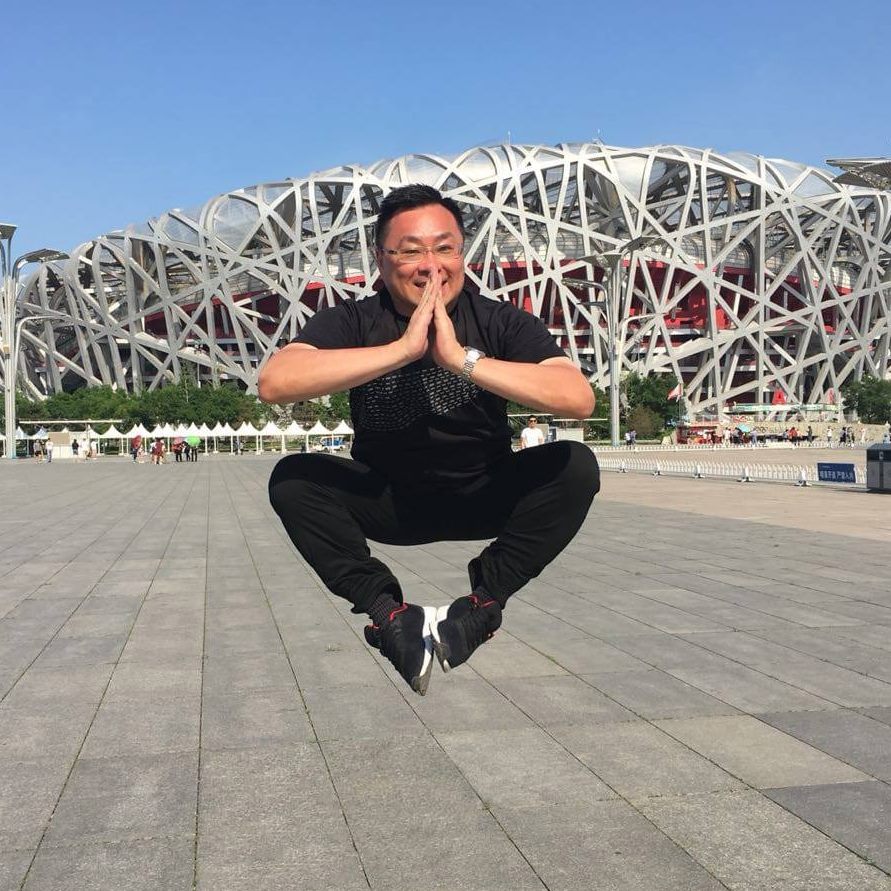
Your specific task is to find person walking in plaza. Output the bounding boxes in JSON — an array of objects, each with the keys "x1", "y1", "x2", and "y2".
[
  {"x1": 521, "y1": 416, "x2": 546, "y2": 449},
  {"x1": 260, "y1": 184, "x2": 599, "y2": 696},
  {"x1": 150, "y1": 437, "x2": 165, "y2": 465},
  {"x1": 45, "y1": 438, "x2": 54, "y2": 463}
]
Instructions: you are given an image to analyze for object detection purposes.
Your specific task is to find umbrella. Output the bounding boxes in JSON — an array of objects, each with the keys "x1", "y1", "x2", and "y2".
[
  {"x1": 173, "y1": 436, "x2": 185, "y2": 445},
  {"x1": 186, "y1": 435, "x2": 201, "y2": 447},
  {"x1": 132, "y1": 435, "x2": 143, "y2": 448},
  {"x1": 736, "y1": 423, "x2": 752, "y2": 433}
]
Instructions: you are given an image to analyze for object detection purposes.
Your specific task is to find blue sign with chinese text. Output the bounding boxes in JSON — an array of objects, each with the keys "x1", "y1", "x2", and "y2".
[{"x1": 817, "y1": 462, "x2": 857, "y2": 484}]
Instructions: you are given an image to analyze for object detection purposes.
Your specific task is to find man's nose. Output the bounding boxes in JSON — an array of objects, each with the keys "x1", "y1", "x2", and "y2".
[{"x1": 416, "y1": 250, "x2": 444, "y2": 274}]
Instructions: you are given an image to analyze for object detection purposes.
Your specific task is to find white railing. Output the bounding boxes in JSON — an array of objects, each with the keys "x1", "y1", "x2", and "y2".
[
  {"x1": 596, "y1": 456, "x2": 865, "y2": 486},
  {"x1": 590, "y1": 442, "x2": 866, "y2": 453}
]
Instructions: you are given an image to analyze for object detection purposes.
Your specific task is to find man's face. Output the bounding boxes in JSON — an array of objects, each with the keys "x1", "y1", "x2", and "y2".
[{"x1": 376, "y1": 204, "x2": 465, "y2": 314}]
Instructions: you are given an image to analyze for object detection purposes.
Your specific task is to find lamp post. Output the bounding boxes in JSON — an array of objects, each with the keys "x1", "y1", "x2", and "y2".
[{"x1": 1, "y1": 225, "x2": 69, "y2": 458}]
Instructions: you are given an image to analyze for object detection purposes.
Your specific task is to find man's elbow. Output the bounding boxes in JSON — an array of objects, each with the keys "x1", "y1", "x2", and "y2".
[
  {"x1": 559, "y1": 380, "x2": 595, "y2": 420},
  {"x1": 257, "y1": 368, "x2": 283, "y2": 404}
]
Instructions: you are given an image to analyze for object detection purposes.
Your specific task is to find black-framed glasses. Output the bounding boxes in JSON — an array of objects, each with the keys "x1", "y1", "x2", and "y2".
[{"x1": 381, "y1": 244, "x2": 463, "y2": 265}]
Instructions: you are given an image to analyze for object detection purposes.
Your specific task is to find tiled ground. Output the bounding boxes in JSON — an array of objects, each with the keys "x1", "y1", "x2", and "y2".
[{"x1": 1, "y1": 455, "x2": 890, "y2": 890}]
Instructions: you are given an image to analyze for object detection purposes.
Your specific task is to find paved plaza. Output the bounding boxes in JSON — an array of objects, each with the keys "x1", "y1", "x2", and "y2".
[{"x1": 1, "y1": 454, "x2": 891, "y2": 890}]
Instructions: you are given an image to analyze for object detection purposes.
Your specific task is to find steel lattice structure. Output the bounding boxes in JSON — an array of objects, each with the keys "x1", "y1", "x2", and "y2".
[{"x1": 14, "y1": 143, "x2": 891, "y2": 416}]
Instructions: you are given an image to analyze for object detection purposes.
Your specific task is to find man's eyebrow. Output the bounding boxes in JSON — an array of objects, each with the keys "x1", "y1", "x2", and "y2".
[{"x1": 396, "y1": 232, "x2": 460, "y2": 244}]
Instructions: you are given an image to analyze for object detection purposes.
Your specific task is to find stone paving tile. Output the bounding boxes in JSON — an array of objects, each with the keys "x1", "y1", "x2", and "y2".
[
  {"x1": 493, "y1": 674, "x2": 636, "y2": 726},
  {"x1": 860, "y1": 706, "x2": 891, "y2": 728},
  {"x1": 0, "y1": 849, "x2": 33, "y2": 891},
  {"x1": 680, "y1": 631, "x2": 891, "y2": 707},
  {"x1": 759, "y1": 709, "x2": 891, "y2": 781},
  {"x1": 201, "y1": 687, "x2": 314, "y2": 751},
  {"x1": 0, "y1": 699, "x2": 94, "y2": 761},
  {"x1": 303, "y1": 678, "x2": 427, "y2": 740},
  {"x1": 582, "y1": 667, "x2": 740, "y2": 719},
  {"x1": 42, "y1": 752, "x2": 198, "y2": 848},
  {"x1": 640, "y1": 789, "x2": 891, "y2": 890},
  {"x1": 323, "y1": 731, "x2": 489, "y2": 819},
  {"x1": 609, "y1": 633, "x2": 833, "y2": 712},
  {"x1": 654, "y1": 714, "x2": 869, "y2": 789},
  {"x1": 198, "y1": 744, "x2": 365, "y2": 890},
  {"x1": 437, "y1": 727, "x2": 616, "y2": 810},
  {"x1": 23, "y1": 838, "x2": 195, "y2": 891},
  {"x1": 767, "y1": 781, "x2": 891, "y2": 874},
  {"x1": 80, "y1": 697, "x2": 200, "y2": 758},
  {"x1": 495, "y1": 801, "x2": 725, "y2": 890},
  {"x1": 463, "y1": 632, "x2": 569, "y2": 679},
  {"x1": 0, "y1": 756, "x2": 73, "y2": 851},
  {"x1": 552, "y1": 720, "x2": 744, "y2": 800}
]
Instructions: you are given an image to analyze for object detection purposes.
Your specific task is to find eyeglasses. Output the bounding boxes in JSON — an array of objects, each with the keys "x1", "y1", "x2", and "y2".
[{"x1": 381, "y1": 244, "x2": 463, "y2": 265}]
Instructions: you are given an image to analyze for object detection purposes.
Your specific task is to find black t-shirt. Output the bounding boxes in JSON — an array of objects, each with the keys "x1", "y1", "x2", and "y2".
[{"x1": 295, "y1": 289, "x2": 565, "y2": 487}]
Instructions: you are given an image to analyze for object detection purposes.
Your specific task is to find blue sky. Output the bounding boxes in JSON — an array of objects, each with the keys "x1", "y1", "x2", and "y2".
[{"x1": 4, "y1": 0, "x2": 890, "y2": 259}]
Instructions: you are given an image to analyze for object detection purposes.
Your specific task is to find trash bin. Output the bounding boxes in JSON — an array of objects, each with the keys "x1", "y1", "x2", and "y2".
[{"x1": 866, "y1": 444, "x2": 891, "y2": 492}]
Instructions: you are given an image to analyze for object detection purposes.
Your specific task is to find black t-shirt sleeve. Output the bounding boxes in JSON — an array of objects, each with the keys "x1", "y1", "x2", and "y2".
[
  {"x1": 292, "y1": 303, "x2": 360, "y2": 349},
  {"x1": 491, "y1": 303, "x2": 567, "y2": 363}
]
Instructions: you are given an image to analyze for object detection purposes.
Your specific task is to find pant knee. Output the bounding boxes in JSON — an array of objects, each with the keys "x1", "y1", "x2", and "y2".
[
  {"x1": 268, "y1": 454, "x2": 318, "y2": 514},
  {"x1": 561, "y1": 441, "x2": 601, "y2": 499}
]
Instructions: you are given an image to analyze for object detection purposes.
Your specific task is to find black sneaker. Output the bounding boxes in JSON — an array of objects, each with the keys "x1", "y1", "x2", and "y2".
[
  {"x1": 364, "y1": 603, "x2": 436, "y2": 695},
  {"x1": 431, "y1": 595, "x2": 502, "y2": 672}
]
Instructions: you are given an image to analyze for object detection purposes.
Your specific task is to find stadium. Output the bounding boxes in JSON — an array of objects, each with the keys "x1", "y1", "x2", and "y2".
[{"x1": 14, "y1": 142, "x2": 891, "y2": 418}]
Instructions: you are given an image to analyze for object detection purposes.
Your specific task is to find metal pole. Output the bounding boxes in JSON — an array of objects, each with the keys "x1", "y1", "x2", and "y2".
[
  {"x1": 608, "y1": 255, "x2": 621, "y2": 447},
  {"x1": 3, "y1": 268, "x2": 16, "y2": 459}
]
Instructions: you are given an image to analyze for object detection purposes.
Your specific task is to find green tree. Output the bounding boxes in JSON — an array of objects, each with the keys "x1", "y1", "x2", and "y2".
[
  {"x1": 624, "y1": 372, "x2": 680, "y2": 430},
  {"x1": 841, "y1": 375, "x2": 891, "y2": 425}
]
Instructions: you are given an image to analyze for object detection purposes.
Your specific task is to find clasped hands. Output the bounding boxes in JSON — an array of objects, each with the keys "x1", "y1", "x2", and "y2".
[{"x1": 397, "y1": 272, "x2": 466, "y2": 374}]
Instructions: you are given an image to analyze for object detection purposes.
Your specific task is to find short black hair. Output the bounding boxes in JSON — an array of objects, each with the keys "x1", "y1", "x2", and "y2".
[{"x1": 374, "y1": 184, "x2": 465, "y2": 247}]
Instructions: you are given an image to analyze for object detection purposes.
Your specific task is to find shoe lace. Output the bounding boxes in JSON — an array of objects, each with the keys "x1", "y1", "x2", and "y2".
[{"x1": 460, "y1": 596, "x2": 499, "y2": 647}]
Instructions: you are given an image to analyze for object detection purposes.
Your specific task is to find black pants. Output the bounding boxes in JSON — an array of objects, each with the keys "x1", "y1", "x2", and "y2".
[{"x1": 268, "y1": 441, "x2": 600, "y2": 615}]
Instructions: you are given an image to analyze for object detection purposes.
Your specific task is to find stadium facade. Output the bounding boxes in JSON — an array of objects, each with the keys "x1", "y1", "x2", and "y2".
[{"x1": 15, "y1": 143, "x2": 891, "y2": 417}]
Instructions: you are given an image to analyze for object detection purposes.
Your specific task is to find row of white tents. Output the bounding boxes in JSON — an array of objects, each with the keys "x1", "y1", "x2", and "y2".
[
  {"x1": 3, "y1": 420, "x2": 354, "y2": 456},
  {"x1": 121, "y1": 420, "x2": 354, "y2": 454}
]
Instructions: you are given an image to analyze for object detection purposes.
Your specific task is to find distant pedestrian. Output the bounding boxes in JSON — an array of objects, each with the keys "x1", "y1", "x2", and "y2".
[
  {"x1": 827, "y1": 427, "x2": 834, "y2": 448},
  {"x1": 173, "y1": 441, "x2": 184, "y2": 462},
  {"x1": 807, "y1": 425, "x2": 814, "y2": 444},
  {"x1": 520, "y1": 416, "x2": 545, "y2": 449},
  {"x1": 72, "y1": 438, "x2": 80, "y2": 460},
  {"x1": 45, "y1": 439, "x2": 54, "y2": 463},
  {"x1": 150, "y1": 437, "x2": 165, "y2": 465},
  {"x1": 189, "y1": 441, "x2": 199, "y2": 462}
]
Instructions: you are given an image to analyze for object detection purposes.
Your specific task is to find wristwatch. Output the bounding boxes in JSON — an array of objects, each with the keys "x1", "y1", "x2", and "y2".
[{"x1": 462, "y1": 347, "x2": 485, "y2": 380}]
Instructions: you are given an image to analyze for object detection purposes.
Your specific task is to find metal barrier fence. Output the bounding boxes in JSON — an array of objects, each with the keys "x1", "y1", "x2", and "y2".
[
  {"x1": 595, "y1": 456, "x2": 866, "y2": 486},
  {"x1": 590, "y1": 442, "x2": 866, "y2": 453}
]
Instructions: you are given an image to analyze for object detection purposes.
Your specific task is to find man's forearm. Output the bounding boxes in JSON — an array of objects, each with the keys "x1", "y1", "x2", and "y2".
[
  {"x1": 257, "y1": 342, "x2": 408, "y2": 403},
  {"x1": 469, "y1": 358, "x2": 595, "y2": 419}
]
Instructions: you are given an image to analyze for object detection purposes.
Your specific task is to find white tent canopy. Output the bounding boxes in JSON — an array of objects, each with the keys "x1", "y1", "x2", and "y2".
[
  {"x1": 283, "y1": 420, "x2": 307, "y2": 435},
  {"x1": 331, "y1": 420, "x2": 354, "y2": 435},
  {"x1": 184, "y1": 422, "x2": 201, "y2": 437},
  {"x1": 150, "y1": 424, "x2": 166, "y2": 437},
  {"x1": 307, "y1": 421, "x2": 330, "y2": 435},
  {"x1": 219, "y1": 422, "x2": 236, "y2": 436},
  {"x1": 98, "y1": 424, "x2": 124, "y2": 439},
  {"x1": 125, "y1": 424, "x2": 150, "y2": 438},
  {"x1": 235, "y1": 421, "x2": 259, "y2": 436},
  {"x1": 259, "y1": 421, "x2": 282, "y2": 436}
]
